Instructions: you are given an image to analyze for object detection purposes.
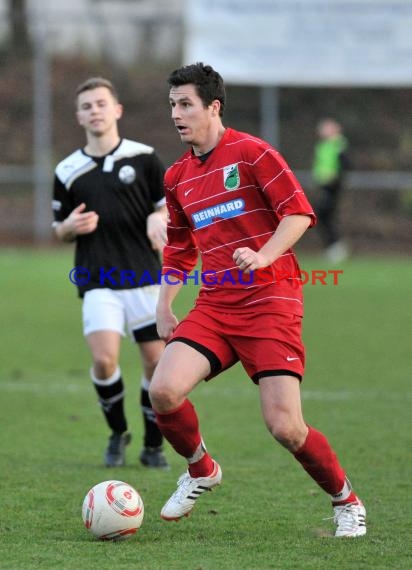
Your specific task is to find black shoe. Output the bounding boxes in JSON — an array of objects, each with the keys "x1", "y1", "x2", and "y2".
[
  {"x1": 139, "y1": 446, "x2": 170, "y2": 469},
  {"x1": 104, "y1": 431, "x2": 132, "y2": 467}
]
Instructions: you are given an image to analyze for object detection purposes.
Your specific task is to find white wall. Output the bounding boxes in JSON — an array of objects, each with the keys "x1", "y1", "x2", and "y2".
[{"x1": 1, "y1": 0, "x2": 184, "y2": 64}]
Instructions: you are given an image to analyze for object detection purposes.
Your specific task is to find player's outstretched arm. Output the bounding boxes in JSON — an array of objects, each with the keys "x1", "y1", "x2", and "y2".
[
  {"x1": 233, "y1": 214, "x2": 311, "y2": 273},
  {"x1": 156, "y1": 276, "x2": 183, "y2": 341}
]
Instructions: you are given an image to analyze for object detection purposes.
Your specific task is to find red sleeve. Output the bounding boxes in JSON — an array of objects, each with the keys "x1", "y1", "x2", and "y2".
[
  {"x1": 251, "y1": 142, "x2": 317, "y2": 227},
  {"x1": 161, "y1": 184, "x2": 198, "y2": 280}
]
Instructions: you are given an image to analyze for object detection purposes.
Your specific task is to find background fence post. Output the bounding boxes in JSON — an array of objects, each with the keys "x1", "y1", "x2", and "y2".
[{"x1": 32, "y1": 18, "x2": 52, "y2": 242}]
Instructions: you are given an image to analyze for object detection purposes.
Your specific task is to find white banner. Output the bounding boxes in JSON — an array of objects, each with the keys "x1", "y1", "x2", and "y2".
[{"x1": 184, "y1": 0, "x2": 412, "y2": 86}]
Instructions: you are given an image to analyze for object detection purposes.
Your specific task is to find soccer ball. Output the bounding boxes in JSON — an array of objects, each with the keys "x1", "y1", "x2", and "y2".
[{"x1": 82, "y1": 480, "x2": 144, "y2": 540}]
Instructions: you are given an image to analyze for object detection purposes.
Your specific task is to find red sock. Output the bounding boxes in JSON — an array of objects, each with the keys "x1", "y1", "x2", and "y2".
[
  {"x1": 154, "y1": 399, "x2": 214, "y2": 477},
  {"x1": 294, "y1": 426, "x2": 346, "y2": 495},
  {"x1": 154, "y1": 399, "x2": 201, "y2": 457},
  {"x1": 188, "y1": 454, "x2": 215, "y2": 478}
]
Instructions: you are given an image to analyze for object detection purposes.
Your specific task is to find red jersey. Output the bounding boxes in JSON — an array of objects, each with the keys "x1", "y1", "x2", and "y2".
[{"x1": 162, "y1": 128, "x2": 316, "y2": 315}]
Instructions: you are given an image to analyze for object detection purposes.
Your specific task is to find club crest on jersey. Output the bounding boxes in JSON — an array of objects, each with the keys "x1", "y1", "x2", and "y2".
[
  {"x1": 223, "y1": 163, "x2": 240, "y2": 190},
  {"x1": 118, "y1": 165, "x2": 136, "y2": 184},
  {"x1": 192, "y1": 198, "x2": 245, "y2": 229}
]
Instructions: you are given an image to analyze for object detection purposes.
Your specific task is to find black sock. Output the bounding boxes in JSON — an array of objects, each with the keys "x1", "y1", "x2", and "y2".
[
  {"x1": 91, "y1": 367, "x2": 128, "y2": 434},
  {"x1": 141, "y1": 381, "x2": 163, "y2": 448}
]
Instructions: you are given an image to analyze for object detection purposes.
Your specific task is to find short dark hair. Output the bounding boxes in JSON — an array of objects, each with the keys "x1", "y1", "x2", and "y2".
[
  {"x1": 167, "y1": 62, "x2": 226, "y2": 117},
  {"x1": 75, "y1": 77, "x2": 119, "y2": 102}
]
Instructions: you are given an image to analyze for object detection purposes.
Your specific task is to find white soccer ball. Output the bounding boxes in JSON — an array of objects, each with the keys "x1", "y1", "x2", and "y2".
[{"x1": 82, "y1": 480, "x2": 144, "y2": 540}]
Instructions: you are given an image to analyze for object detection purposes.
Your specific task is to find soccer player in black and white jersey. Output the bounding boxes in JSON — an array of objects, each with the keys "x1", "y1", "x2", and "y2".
[{"x1": 52, "y1": 77, "x2": 169, "y2": 469}]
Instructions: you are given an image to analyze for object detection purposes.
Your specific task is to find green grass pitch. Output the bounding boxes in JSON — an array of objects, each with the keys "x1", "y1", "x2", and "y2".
[{"x1": 0, "y1": 247, "x2": 411, "y2": 569}]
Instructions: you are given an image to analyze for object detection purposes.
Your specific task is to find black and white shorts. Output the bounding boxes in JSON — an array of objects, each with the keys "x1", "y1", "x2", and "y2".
[{"x1": 82, "y1": 286, "x2": 160, "y2": 342}]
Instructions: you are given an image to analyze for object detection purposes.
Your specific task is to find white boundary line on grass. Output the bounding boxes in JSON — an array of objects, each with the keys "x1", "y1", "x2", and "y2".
[{"x1": 2, "y1": 382, "x2": 411, "y2": 401}]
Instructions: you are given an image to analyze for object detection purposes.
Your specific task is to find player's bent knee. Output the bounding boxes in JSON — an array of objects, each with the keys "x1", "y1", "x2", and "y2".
[
  {"x1": 265, "y1": 420, "x2": 306, "y2": 452},
  {"x1": 149, "y1": 380, "x2": 183, "y2": 412},
  {"x1": 93, "y1": 355, "x2": 118, "y2": 379}
]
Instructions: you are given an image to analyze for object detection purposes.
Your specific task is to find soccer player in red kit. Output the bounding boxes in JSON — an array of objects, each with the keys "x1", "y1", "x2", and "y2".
[{"x1": 149, "y1": 62, "x2": 366, "y2": 537}]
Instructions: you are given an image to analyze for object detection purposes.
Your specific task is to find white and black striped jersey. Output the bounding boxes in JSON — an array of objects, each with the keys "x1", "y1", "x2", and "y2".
[{"x1": 52, "y1": 138, "x2": 166, "y2": 297}]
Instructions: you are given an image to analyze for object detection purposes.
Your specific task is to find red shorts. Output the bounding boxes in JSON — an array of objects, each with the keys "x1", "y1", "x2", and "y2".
[{"x1": 169, "y1": 306, "x2": 305, "y2": 383}]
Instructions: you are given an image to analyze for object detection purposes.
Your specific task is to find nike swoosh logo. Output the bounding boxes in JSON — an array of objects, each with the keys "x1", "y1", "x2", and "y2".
[
  {"x1": 184, "y1": 188, "x2": 194, "y2": 196},
  {"x1": 286, "y1": 356, "x2": 299, "y2": 361}
]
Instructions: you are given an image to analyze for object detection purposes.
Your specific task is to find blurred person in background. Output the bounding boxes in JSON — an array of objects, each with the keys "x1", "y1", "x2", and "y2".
[
  {"x1": 312, "y1": 118, "x2": 349, "y2": 262},
  {"x1": 52, "y1": 77, "x2": 169, "y2": 469}
]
